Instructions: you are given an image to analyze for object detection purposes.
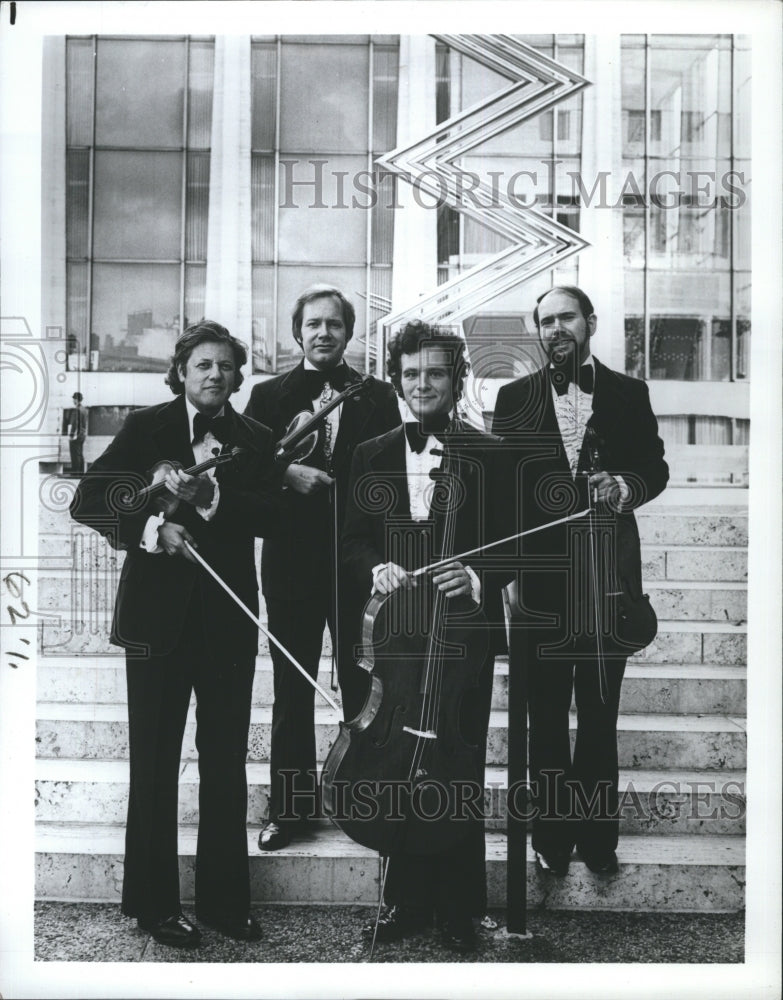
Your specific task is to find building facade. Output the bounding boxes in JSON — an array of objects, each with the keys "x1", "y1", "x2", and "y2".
[{"x1": 41, "y1": 33, "x2": 751, "y2": 482}]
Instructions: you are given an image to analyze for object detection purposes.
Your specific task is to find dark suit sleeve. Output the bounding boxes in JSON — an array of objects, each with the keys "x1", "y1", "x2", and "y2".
[
  {"x1": 210, "y1": 423, "x2": 285, "y2": 538},
  {"x1": 341, "y1": 444, "x2": 384, "y2": 596},
  {"x1": 69, "y1": 410, "x2": 152, "y2": 550},
  {"x1": 619, "y1": 380, "x2": 668, "y2": 508}
]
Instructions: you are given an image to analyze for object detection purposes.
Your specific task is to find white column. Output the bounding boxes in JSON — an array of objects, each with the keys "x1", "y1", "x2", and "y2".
[
  {"x1": 390, "y1": 35, "x2": 438, "y2": 313},
  {"x1": 578, "y1": 35, "x2": 626, "y2": 372},
  {"x1": 204, "y1": 36, "x2": 252, "y2": 341}
]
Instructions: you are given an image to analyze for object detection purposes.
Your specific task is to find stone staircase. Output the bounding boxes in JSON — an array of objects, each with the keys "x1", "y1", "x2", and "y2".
[{"x1": 35, "y1": 489, "x2": 747, "y2": 912}]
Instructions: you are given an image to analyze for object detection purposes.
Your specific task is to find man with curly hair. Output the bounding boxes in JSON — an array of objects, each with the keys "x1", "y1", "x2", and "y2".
[{"x1": 70, "y1": 320, "x2": 283, "y2": 948}]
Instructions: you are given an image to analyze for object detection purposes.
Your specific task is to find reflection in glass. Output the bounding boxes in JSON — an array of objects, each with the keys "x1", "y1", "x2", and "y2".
[
  {"x1": 252, "y1": 265, "x2": 275, "y2": 372},
  {"x1": 188, "y1": 40, "x2": 215, "y2": 149},
  {"x1": 278, "y1": 155, "x2": 367, "y2": 263},
  {"x1": 66, "y1": 38, "x2": 94, "y2": 147},
  {"x1": 95, "y1": 39, "x2": 185, "y2": 147},
  {"x1": 66, "y1": 150, "x2": 90, "y2": 259},
  {"x1": 280, "y1": 43, "x2": 369, "y2": 151},
  {"x1": 251, "y1": 42, "x2": 277, "y2": 151},
  {"x1": 186, "y1": 152, "x2": 210, "y2": 260},
  {"x1": 91, "y1": 264, "x2": 181, "y2": 372},
  {"x1": 93, "y1": 151, "x2": 182, "y2": 260}
]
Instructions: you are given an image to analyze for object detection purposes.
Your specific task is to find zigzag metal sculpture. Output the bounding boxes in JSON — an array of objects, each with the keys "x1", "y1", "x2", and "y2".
[{"x1": 377, "y1": 34, "x2": 591, "y2": 333}]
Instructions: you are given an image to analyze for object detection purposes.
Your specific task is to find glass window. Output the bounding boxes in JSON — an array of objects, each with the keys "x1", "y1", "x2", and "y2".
[
  {"x1": 250, "y1": 37, "x2": 398, "y2": 373},
  {"x1": 621, "y1": 35, "x2": 749, "y2": 381},
  {"x1": 65, "y1": 37, "x2": 215, "y2": 371},
  {"x1": 93, "y1": 151, "x2": 183, "y2": 259},
  {"x1": 91, "y1": 264, "x2": 181, "y2": 372},
  {"x1": 280, "y1": 42, "x2": 369, "y2": 151},
  {"x1": 95, "y1": 39, "x2": 186, "y2": 148}
]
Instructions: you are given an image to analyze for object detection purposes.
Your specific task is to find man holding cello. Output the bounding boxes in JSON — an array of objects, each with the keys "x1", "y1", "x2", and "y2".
[
  {"x1": 336, "y1": 321, "x2": 512, "y2": 953},
  {"x1": 70, "y1": 321, "x2": 283, "y2": 948}
]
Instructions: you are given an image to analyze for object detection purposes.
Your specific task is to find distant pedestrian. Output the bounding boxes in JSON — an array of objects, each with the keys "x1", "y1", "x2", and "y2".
[{"x1": 68, "y1": 392, "x2": 88, "y2": 474}]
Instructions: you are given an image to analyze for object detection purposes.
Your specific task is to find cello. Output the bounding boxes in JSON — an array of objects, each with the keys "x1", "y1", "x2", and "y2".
[{"x1": 320, "y1": 422, "x2": 489, "y2": 857}]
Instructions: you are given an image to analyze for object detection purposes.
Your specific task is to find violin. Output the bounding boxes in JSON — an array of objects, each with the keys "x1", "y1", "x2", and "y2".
[
  {"x1": 274, "y1": 374, "x2": 374, "y2": 467},
  {"x1": 320, "y1": 423, "x2": 489, "y2": 856},
  {"x1": 119, "y1": 447, "x2": 244, "y2": 517}
]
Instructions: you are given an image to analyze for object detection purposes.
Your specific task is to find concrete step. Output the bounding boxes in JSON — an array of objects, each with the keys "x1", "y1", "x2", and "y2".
[
  {"x1": 36, "y1": 703, "x2": 747, "y2": 770},
  {"x1": 35, "y1": 758, "x2": 747, "y2": 837},
  {"x1": 37, "y1": 575, "x2": 747, "y2": 626},
  {"x1": 645, "y1": 582, "x2": 746, "y2": 623},
  {"x1": 36, "y1": 656, "x2": 747, "y2": 716},
  {"x1": 34, "y1": 824, "x2": 745, "y2": 912},
  {"x1": 642, "y1": 545, "x2": 747, "y2": 583},
  {"x1": 635, "y1": 507, "x2": 747, "y2": 547},
  {"x1": 39, "y1": 617, "x2": 748, "y2": 662}
]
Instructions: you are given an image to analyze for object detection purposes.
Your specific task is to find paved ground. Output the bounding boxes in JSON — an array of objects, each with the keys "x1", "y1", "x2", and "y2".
[{"x1": 35, "y1": 902, "x2": 744, "y2": 964}]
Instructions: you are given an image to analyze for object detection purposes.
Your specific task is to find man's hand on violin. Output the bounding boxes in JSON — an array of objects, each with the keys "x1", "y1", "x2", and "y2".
[
  {"x1": 284, "y1": 463, "x2": 334, "y2": 495},
  {"x1": 373, "y1": 562, "x2": 414, "y2": 595},
  {"x1": 157, "y1": 522, "x2": 199, "y2": 562},
  {"x1": 164, "y1": 468, "x2": 215, "y2": 508},
  {"x1": 432, "y1": 560, "x2": 473, "y2": 599}
]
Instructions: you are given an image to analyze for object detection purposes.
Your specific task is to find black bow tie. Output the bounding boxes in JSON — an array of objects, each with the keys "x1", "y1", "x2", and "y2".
[
  {"x1": 404, "y1": 416, "x2": 450, "y2": 454},
  {"x1": 549, "y1": 363, "x2": 594, "y2": 396},
  {"x1": 193, "y1": 411, "x2": 230, "y2": 444},
  {"x1": 304, "y1": 366, "x2": 348, "y2": 398}
]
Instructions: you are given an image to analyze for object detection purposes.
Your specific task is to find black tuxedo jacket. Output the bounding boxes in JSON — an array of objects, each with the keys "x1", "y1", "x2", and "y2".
[
  {"x1": 245, "y1": 361, "x2": 401, "y2": 601},
  {"x1": 491, "y1": 358, "x2": 668, "y2": 639},
  {"x1": 69, "y1": 395, "x2": 283, "y2": 658},
  {"x1": 341, "y1": 421, "x2": 514, "y2": 653}
]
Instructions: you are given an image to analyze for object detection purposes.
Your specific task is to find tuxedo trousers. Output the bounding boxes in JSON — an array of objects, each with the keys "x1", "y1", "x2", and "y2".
[
  {"x1": 526, "y1": 635, "x2": 627, "y2": 858},
  {"x1": 120, "y1": 597, "x2": 255, "y2": 924},
  {"x1": 265, "y1": 592, "x2": 368, "y2": 826},
  {"x1": 382, "y1": 650, "x2": 496, "y2": 919}
]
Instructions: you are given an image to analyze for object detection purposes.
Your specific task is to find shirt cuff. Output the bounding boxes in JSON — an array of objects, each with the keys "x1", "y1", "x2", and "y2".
[
  {"x1": 371, "y1": 563, "x2": 385, "y2": 589},
  {"x1": 139, "y1": 514, "x2": 165, "y2": 554},
  {"x1": 465, "y1": 565, "x2": 481, "y2": 604},
  {"x1": 196, "y1": 477, "x2": 220, "y2": 521}
]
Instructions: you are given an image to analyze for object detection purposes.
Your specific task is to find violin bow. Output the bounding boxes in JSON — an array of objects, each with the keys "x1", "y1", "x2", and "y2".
[
  {"x1": 409, "y1": 508, "x2": 592, "y2": 579},
  {"x1": 183, "y1": 540, "x2": 340, "y2": 711}
]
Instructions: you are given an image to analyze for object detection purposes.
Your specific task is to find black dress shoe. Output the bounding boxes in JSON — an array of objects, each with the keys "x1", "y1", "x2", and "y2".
[
  {"x1": 138, "y1": 913, "x2": 201, "y2": 949},
  {"x1": 441, "y1": 915, "x2": 477, "y2": 954},
  {"x1": 362, "y1": 905, "x2": 431, "y2": 943},
  {"x1": 196, "y1": 911, "x2": 264, "y2": 941},
  {"x1": 258, "y1": 821, "x2": 292, "y2": 851},
  {"x1": 535, "y1": 848, "x2": 571, "y2": 877},
  {"x1": 580, "y1": 849, "x2": 619, "y2": 875}
]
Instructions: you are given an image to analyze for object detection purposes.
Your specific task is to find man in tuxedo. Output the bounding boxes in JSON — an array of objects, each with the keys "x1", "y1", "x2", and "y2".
[
  {"x1": 244, "y1": 285, "x2": 401, "y2": 850},
  {"x1": 492, "y1": 285, "x2": 668, "y2": 877},
  {"x1": 70, "y1": 321, "x2": 283, "y2": 947},
  {"x1": 341, "y1": 321, "x2": 511, "y2": 953}
]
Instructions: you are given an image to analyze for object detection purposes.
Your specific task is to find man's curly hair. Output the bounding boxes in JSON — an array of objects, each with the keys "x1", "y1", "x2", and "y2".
[
  {"x1": 386, "y1": 320, "x2": 469, "y2": 402},
  {"x1": 165, "y1": 320, "x2": 247, "y2": 395}
]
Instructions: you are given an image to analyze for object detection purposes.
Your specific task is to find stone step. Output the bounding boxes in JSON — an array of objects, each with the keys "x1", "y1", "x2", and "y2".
[
  {"x1": 36, "y1": 704, "x2": 747, "y2": 770},
  {"x1": 642, "y1": 545, "x2": 747, "y2": 583},
  {"x1": 635, "y1": 507, "x2": 747, "y2": 547},
  {"x1": 34, "y1": 824, "x2": 745, "y2": 911},
  {"x1": 644, "y1": 582, "x2": 746, "y2": 623},
  {"x1": 37, "y1": 574, "x2": 747, "y2": 626},
  {"x1": 37, "y1": 656, "x2": 747, "y2": 716},
  {"x1": 35, "y1": 758, "x2": 747, "y2": 837},
  {"x1": 39, "y1": 618, "x2": 748, "y2": 662}
]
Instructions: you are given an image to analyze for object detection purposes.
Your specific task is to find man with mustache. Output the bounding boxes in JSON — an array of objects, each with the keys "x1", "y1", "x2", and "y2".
[
  {"x1": 245, "y1": 285, "x2": 401, "y2": 850},
  {"x1": 492, "y1": 286, "x2": 668, "y2": 879}
]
